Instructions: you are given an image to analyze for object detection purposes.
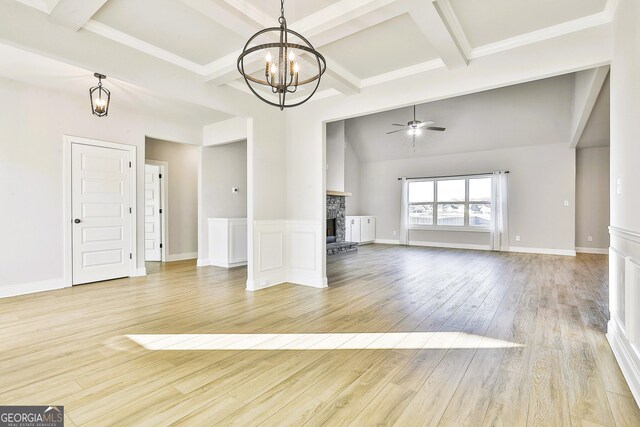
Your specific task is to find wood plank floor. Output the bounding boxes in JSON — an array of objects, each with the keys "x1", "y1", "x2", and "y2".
[{"x1": 1, "y1": 244, "x2": 639, "y2": 426}]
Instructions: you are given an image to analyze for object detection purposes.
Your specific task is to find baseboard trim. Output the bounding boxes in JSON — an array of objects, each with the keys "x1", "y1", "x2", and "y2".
[
  {"x1": 576, "y1": 247, "x2": 609, "y2": 255},
  {"x1": 166, "y1": 252, "x2": 198, "y2": 262},
  {"x1": 0, "y1": 278, "x2": 67, "y2": 299},
  {"x1": 288, "y1": 275, "x2": 328, "y2": 289},
  {"x1": 409, "y1": 240, "x2": 491, "y2": 251},
  {"x1": 374, "y1": 239, "x2": 401, "y2": 245},
  {"x1": 211, "y1": 259, "x2": 247, "y2": 268},
  {"x1": 246, "y1": 278, "x2": 286, "y2": 292},
  {"x1": 133, "y1": 268, "x2": 147, "y2": 277},
  {"x1": 607, "y1": 319, "x2": 640, "y2": 407},
  {"x1": 508, "y1": 246, "x2": 576, "y2": 256},
  {"x1": 196, "y1": 258, "x2": 210, "y2": 267}
]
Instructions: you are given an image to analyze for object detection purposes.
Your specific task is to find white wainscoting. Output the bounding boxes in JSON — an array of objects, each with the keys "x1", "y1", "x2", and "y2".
[
  {"x1": 287, "y1": 220, "x2": 327, "y2": 288},
  {"x1": 247, "y1": 220, "x2": 327, "y2": 291},
  {"x1": 248, "y1": 220, "x2": 286, "y2": 291},
  {"x1": 607, "y1": 226, "x2": 640, "y2": 405}
]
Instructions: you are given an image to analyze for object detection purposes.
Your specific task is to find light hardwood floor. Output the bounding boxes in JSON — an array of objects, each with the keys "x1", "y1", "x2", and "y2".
[{"x1": 1, "y1": 245, "x2": 639, "y2": 426}]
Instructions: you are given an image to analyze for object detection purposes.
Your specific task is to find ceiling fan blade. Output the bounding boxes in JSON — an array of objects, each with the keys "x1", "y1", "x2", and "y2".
[
  {"x1": 415, "y1": 121, "x2": 435, "y2": 128},
  {"x1": 426, "y1": 126, "x2": 446, "y2": 132},
  {"x1": 386, "y1": 128, "x2": 407, "y2": 134},
  {"x1": 391, "y1": 123, "x2": 406, "y2": 126}
]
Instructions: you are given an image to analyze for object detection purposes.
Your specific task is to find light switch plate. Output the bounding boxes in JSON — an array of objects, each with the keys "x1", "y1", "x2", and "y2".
[
  {"x1": 515, "y1": 235, "x2": 521, "y2": 242},
  {"x1": 563, "y1": 200, "x2": 569, "y2": 207}
]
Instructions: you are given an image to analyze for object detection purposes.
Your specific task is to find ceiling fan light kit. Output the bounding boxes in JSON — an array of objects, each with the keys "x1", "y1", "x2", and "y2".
[
  {"x1": 237, "y1": 0, "x2": 327, "y2": 110},
  {"x1": 386, "y1": 105, "x2": 446, "y2": 150}
]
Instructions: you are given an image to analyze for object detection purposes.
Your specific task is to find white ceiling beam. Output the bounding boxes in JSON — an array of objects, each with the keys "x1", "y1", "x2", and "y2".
[
  {"x1": 407, "y1": 0, "x2": 467, "y2": 70},
  {"x1": 570, "y1": 65, "x2": 609, "y2": 148},
  {"x1": 49, "y1": 0, "x2": 108, "y2": 31},
  {"x1": 179, "y1": 0, "x2": 263, "y2": 39},
  {"x1": 202, "y1": 0, "x2": 404, "y2": 88}
]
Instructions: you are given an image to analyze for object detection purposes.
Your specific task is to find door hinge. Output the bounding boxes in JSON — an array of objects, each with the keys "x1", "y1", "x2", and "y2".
[
  {"x1": 160, "y1": 243, "x2": 163, "y2": 249},
  {"x1": 159, "y1": 174, "x2": 162, "y2": 178},
  {"x1": 129, "y1": 207, "x2": 132, "y2": 214},
  {"x1": 129, "y1": 253, "x2": 132, "y2": 260},
  {"x1": 159, "y1": 209, "x2": 163, "y2": 214},
  {"x1": 129, "y1": 161, "x2": 132, "y2": 168}
]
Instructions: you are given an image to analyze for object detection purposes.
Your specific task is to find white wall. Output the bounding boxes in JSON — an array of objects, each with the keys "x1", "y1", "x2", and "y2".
[
  {"x1": 575, "y1": 147, "x2": 609, "y2": 250},
  {"x1": 359, "y1": 143, "x2": 576, "y2": 252},
  {"x1": 145, "y1": 137, "x2": 199, "y2": 260},
  {"x1": 198, "y1": 140, "x2": 247, "y2": 261},
  {"x1": 607, "y1": 0, "x2": 640, "y2": 404},
  {"x1": 326, "y1": 121, "x2": 345, "y2": 192},
  {"x1": 0, "y1": 77, "x2": 200, "y2": 291}
]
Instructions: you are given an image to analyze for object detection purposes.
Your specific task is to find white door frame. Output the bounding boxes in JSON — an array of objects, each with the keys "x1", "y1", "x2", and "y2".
[
  {"x1": 145, "y1": 159, "x2": 168, "y2": 262},
  {"x1": 62, "y1": 135, "x2": 138, "y2": 286}
]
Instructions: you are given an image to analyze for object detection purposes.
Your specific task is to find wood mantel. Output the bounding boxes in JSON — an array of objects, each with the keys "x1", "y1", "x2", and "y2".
[{"x1": 327, "y1": 190, "x2": 352, "y2": 197}]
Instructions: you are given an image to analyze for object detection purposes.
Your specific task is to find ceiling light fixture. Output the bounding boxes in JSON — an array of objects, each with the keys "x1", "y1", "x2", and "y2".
[
  {"x1": 89, "y1": 73, "x2": 110, "y2": 117},
  {"x1": 237, "y1": 0, "x2": 326, "y2": 110}
]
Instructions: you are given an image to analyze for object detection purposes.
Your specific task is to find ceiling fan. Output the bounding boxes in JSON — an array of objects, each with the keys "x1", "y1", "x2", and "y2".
[{"x1": 386, "y1": 105, "x2": 446, "y2": 137}]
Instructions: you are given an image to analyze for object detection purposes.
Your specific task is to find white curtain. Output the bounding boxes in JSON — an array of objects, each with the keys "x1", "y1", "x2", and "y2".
[
  {"x1": 399, "y1": 178, "x2": 409, "y2": 245},
  {"x1": 490, "y1": 171, "x2": 509, "y2": 251}
]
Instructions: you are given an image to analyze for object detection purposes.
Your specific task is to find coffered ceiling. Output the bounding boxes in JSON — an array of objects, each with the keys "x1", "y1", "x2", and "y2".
[{"x1": 2, "y1": 0, "x2": 617, "y2": 118}]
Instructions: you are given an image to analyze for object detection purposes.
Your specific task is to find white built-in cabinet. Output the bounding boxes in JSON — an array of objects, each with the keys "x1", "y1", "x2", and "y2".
[
  {"x1": 208, "y1": 218, "x2": 247, "y2": 268},
  {"x1": 346, "y1": 216, "x2": 376, "y2": 244}
]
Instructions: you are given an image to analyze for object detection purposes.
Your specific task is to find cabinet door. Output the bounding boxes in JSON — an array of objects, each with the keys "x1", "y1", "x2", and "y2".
[
  {"x1": 361, "y1": 217, "x2": 374, "y2": 242},
  {"x1": 350, "y1": 218, "x2": 361, "y2": 242},
  {"x1": 345, "y1": 217, "x2": 352, "y2": 241},
  {"x1": 369, "y1": 217, "x2": 376, "y2": 241}
]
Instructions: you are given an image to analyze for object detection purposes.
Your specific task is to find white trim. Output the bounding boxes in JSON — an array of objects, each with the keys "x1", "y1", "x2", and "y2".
[
  {"x1": 166, "y1": 252, "x2": 198, "y2": 262},
  {"x1": 63, "y1": 135, "x2": 138, "y2": 287},
  {"x1": 133, "y1": 268, "x2": 147, "y2": 277},
  {"x1": 508, "y1": 246, "x2": 576, "y2": 256},
  {"x1": 145, "y1": 160, "x2": 168, "y2": 262},
  {"x1": 409, "y1": 240, "x2": 491, "y2": 251},
  {"x1": 287, "y1": 275, "x2": 328, "y2": 289},
  {"x1": 409, "y1": 226, "x2": 490, "y2": 233},
  {"x1": 610, "y1": 226, "x2": 640, "y2": 245},
  {"x1": 0, "y1": 278, "x2": 67, "y2": 299},
  {"x1": 576, "y1": 247, "x2": 609, "y2": 254},
  {"x1": 360, "y1": 59, "x2": 445, "y2": 88},
  {"x1": 196, "y1": 258, "x2": 210, "y2": 267},
  {"x1": 374, "y1": 239, "x2": 401, "y2": 245},
  {"x1": 607, "y1": 318, "x2": 640, "y2": 407}
]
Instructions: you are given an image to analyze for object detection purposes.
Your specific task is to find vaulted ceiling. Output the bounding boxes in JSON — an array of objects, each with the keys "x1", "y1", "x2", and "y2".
[{"x1": 1, "y1": 0, "x2": 617, "y2": 119}]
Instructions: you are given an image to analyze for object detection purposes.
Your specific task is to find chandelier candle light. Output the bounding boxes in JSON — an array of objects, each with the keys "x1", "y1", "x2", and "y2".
[
  {"x1": 89, "y1": 73, "x2": 110, "y2": 117},
  {"x1": 237, "y1": 0, "x2": 326, "y2": 110}
]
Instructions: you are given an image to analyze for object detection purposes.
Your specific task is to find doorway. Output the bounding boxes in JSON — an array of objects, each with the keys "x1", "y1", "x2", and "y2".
[
  {"x1": 144, "y1": 161, "x2": 167, "y2": 262},
  {"x1": 63, "y1": 136, "x2": 137, "y2": 286}
]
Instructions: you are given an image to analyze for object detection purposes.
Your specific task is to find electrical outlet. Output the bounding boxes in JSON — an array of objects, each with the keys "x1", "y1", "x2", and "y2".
[
  {"x1": 515, "y1": 235, "x2": 521, "y2": 242},
  {"x1": 588, "y1": 236, "x2": 593, "y2": 242},
  {"x1": 563, "y1": 200, "x2": 569, "y2": 207},
  {"x1": 393, "y1": 230, "x2": 397, "y2": 236}
]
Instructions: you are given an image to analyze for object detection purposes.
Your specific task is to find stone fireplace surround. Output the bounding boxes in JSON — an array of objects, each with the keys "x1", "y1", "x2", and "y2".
[{"x1": 326, "y1": 194, "x2": 358, "y2": 255}]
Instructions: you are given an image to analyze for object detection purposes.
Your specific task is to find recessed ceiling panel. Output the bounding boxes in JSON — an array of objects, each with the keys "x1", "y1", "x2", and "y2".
[
  {"x1": 93, "y1": 0, "x2": 245, "y2": 65},
  {"x1": 249, "y1": 0, "x2": 339, "y2": 22},
  {"x1": 320, "y1": 14, "x2": 440, "y2": 80},
  {"x1": 449, "y1": 0, "x2": 607, "y2": 48}
]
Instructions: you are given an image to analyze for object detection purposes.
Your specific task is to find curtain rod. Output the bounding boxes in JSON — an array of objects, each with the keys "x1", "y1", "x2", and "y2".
[{"x1": 397, "y1": 171, "x2": 509, "y2": 181}]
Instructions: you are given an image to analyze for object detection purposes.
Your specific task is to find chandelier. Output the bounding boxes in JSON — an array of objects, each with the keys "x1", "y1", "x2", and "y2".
[
  {"x1": 237, "y1": 0, "x2": 326, "y2": 110},
  {"x1": 89, "y1": 73, "x2": 110, "y2": 117}
]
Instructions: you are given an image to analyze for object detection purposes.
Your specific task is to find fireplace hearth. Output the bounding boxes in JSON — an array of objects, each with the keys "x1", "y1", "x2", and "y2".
[{"x1": 326, "y1": 194, "x2": 357, "y2": 255}]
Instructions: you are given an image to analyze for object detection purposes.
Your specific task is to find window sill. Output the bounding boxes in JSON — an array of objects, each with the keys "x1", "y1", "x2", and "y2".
[{"x1": 409, "y1": 226, "x2": 490, "y2": 233}]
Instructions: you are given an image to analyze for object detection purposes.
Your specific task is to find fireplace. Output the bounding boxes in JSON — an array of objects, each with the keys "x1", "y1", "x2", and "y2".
[{"x1": 327, "y1": 218, "x2": 336, "y2": 243}]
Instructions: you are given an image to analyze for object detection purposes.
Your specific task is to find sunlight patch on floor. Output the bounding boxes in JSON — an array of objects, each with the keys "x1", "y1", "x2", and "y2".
[{"x1": 126, "y1": 332, "x2": 523, "y2": 351}]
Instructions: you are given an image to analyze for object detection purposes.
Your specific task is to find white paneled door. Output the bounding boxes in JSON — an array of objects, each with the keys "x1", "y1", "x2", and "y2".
[
  {"x1": 72, "y1": 143, "x2": 132, "y2": 285},
  {"x1": 144, "y1": 164, "x2": 162, "y2": 261}
]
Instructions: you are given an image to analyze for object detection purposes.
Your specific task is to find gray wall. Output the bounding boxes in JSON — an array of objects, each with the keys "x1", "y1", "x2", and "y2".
[
  {"x1": 326, "y1": 121, "x2": 345, "y2": 192},
  {"x1": 344, "y1": 136, "x2": 361, "y2": 215},
  {"x1": 576, "y1": 147, "x2": 610, "y2": 249},
  {"x1": 198, "y1": 141, "x2": 247, "y2": 259},
  {"x1": 0, "y1": 77, "x2": 200, "y2": 288},
  {"x1": 360, "y1": 143, "x2": 576, "y2": 251},
  {"x1": 146, "y1": 137, "x2": 199, "y2": 258}
]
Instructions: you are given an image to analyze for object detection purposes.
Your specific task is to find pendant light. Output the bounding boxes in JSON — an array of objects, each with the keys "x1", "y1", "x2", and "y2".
[
  {"x1": 89, "y1": 73, "x2": 110, "y2": 117},
  {"x1": 237, "y1": 0, "x2": 326, "y2": 110}
]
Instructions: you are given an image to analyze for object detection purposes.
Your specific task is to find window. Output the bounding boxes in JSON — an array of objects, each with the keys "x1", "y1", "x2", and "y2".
[{"x1": 407, "y1": 175, "x2": 492, "y2": 230}]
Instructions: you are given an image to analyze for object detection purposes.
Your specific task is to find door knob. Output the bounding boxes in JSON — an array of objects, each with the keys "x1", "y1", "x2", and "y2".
[{"x1": 74, "y1": 219, "x2": 81, "y2": 224}]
